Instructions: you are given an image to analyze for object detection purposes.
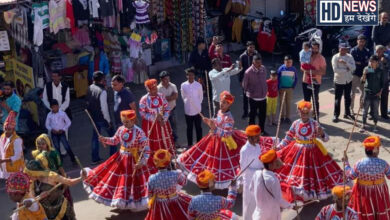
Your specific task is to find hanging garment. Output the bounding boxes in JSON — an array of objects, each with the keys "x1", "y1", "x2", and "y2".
[
  {"x1": 132, "y1": 0, "x2": 150, "y2": 24},
  {"x1": 119, "y1": 0, "x2": 136, "y2": 28},
  {"x1": 66, "y1": 0, "x2": 77, "y2": 34},
  {"x1": 33, "y1": 12, "x2": 44, "y2": 46},
  {"x1": 231, "y1": 16, "x2": 243, "y2": 42},
  {"x1": 72, "y1": 0, "x2": 89, "y2": 26},
  {"x1": 31, "y1": 2, "x2": 50, "y2": 29},
  {"x1": 99, "y1": 0, "x2": 114, "y2": 17},
  {"x1": 88, "y1": 0, "x2": 100, "y2": 18},
  {"x1": 121, "y1": 55, "x2": 133, "y2": 82},
  {"x1": 110, "y1": 51, "x2": 122, "y2": 74},
  {"x1": 11, "y1": 7, "x2": 30, "y2": 48},
  {"x1": 128, "y1": 38, "x2": 142, "y2": 58},
  {"x1": 49, "y1": 0, "x2": 69, "y2": 34},
  {"x1": 72, "y1": 27, "x2": 90, "y2": 46}
]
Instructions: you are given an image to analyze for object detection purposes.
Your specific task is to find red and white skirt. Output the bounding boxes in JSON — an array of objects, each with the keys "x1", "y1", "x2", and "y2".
[
  {"x1": 145, "y1": 192, "x2": 192, "y2": 220},
  {"x1": 349, "y1": 183, "x2": 390, "y2": 220},
  {"x1": 276, "y1": 141, "x2": 343, "y2": 202},
  {"x1": 83, "y1": 151, "x2": 151, "y2": 211},
  {"x1": 177, "y1": 130, "x2": 247, "y2": 189},
  {"x1": 142, "y1": 119, "x2": 174, "y2": 167}
]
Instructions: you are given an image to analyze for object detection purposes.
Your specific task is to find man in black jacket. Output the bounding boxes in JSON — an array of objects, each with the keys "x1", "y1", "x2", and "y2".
[
  {"x1": 372, "y1": 12, "x2": 390, "y2": 49},
  {"x1": 86, "y1": 71, "x2": 115, "y2": 164},
  {"x1": 42, "y1": 72, "x2": 71, "y2": 119}
]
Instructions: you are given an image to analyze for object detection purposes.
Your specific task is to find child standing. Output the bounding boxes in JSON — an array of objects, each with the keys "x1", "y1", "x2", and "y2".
[
  {"x1": 45, "y1": 99, "x2": 76, "y2": 164},
  {"x1": 266, "y1": 70, "x2": 279, "y2": 126},
  {"x1": 300, "y1": 42, "x2": 317, "y2": 86},
  {"x1": 360, "y1": 55, "x2": 384, "y2": 132}
]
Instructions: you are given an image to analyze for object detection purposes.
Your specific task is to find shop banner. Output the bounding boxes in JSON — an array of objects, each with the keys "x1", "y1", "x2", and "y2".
[
  {"x1": 12, "y1": 58, "x2": 35, "y2": 97},
  {"x1": 0, "y1": 31, "x2": 10, "y2": 51}
]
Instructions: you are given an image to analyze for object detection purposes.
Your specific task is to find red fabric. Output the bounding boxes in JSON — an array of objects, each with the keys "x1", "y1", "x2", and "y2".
[
  {"x1": 349, "y1": 183, "x2": 390, "y2": 220},
  {"x1": 145, "y1": 192, "x2": 192, "y2": 220},
  {"x1": 178, "y1": 130, "x2": 246, "y2": 189},
  {"x1": 52, "y1": 43, "x2": 72, "y2": 54},
  {"x1": 83, "y1": 152, "x2": 153, "y2": 209},
  {"x1": 66, "y1": 0, "x2": 77, "y2": 35},
  {"x1": 266, "y1": 79, "x2": 278, "y2": 98},
  {"x1": 276, "y1": 141, "x2": 343, "y2": 202},
  {"x1": 141, "y1": 119, "x2": 174, "y2": 168},
  {"x1": 94, "y1": 55, "x2": 100, "y2": 72},
  {"x1": 257, "y1": 28, "x2": 276, "y2": 53}
]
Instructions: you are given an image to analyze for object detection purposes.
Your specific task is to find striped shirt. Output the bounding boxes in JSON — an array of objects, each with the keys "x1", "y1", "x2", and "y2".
[
  {"x1": 32, "y1": 2, "x2": 49, "y2": 29},
  {"x1": 132, "y1": 0, "x2": 150, "y2": 24}
]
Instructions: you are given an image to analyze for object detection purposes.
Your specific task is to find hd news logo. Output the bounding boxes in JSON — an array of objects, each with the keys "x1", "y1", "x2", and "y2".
[{"x1": 317, "y1": 0, "x2": 379, "y2": 26}]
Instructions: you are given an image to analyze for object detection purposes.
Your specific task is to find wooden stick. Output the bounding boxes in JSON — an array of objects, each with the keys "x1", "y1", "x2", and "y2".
[
  {"x1": 233, "y1": 158, "x2": 255, "y2": 182},
  {"x1": 85, "y1": 109, "x2": 107, "y2": 148},
  {"x1": 273, "y1": 92, "x2": 287, "y2": 149},
  {"x1": 204, "y1": 70, "x2": 212, "y2": 117},
  {"x1": 297, "y1": 199, "x2": 320, "y2": 208},
  {"x1": 309, "y1": 70, "x2": 319, "y2": 122},
  {"x1": 13, "y1": 183, "x2": 63, "y2": 213}
]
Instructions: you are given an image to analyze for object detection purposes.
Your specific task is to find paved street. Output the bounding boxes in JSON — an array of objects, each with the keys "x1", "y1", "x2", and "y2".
[{"x1": 1, "y1": 53, "x2": 390, "y2": 219}]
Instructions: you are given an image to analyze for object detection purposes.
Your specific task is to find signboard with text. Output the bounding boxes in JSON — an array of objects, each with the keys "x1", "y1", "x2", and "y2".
[
  {"x1": 316, "y1": 0, "x2": 379, "y2": 26},
  {"x1": 12, "y1": 59, "x2": 35, "y2": 97}
]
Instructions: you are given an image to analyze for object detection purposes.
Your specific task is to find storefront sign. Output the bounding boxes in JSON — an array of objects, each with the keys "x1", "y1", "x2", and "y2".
[
  {"x1": 0, "y1": 31, "x2": 10, "y2": 51},
  {"x1": 12, "y1": 59, "x2": 34, "y2": 97},
  {"x1": 317, "y1": 0, "x2": 379, "y2": 26}
]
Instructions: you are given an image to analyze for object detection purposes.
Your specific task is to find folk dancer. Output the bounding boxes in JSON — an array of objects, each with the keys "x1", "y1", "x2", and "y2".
[
  {"x1": 145, "y1": 149, "x2": 191, "y2": 220},
  {"x1": 24, "y1": 160, "x2": 85, "y2": 220},
  {"x1": 139, "y1": 79, "x2": 174, "y2": 166},
  {"x1": 188, "y1": 169, "x2": 238, "y2": 219},
  {"x1": 178, "y1": 91, "x2": 247, "y2": 189},
  {"x1": 250, "y1": 149, "x2": 296, "y2": 220},
  {"x1": 315, "y1": 185, "x2": 358, "y2": 220},
  {"x1": 83, "y1": 110, "x2": 152, "y2": 211},
  {"x1": 276, "y1": 100, "x2": 343, "y2": 201},
  {"x1": 344, "y1": 136, "x2": 390, "y2": 219},
  {"x1": 239, "y1": 124, "x2": 276, "y2": 220},
  {"x1": 0, "y1": 111, "x2": 24, "y2": 179},
  {"x1": 7, "y1": 172, "x2": 47, "y2": 220}
]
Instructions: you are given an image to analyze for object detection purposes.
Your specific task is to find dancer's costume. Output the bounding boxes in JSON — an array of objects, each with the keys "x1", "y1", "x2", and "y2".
[
  {"x1": 240, "y1": 125, "x2": 276, "y2": 220},
  {"x1": 276, "y1": 101, "x2": 343, "y2": 201},
  {"x1": 83, "y1": 110, "x2": 152, "y2": 211},
  {"x1": 7, "y1": 172, "x2": 47, "y2": 220},
  {"x1": 139, "y1": 79, "x2": 174, "y2": 166},
  {"x1": 178, "y1": 91, "x2": 246, "y2": 189},
  {"x1": 345, "y1": 136, "x2": 390, "y2": 220},
  {"x1": 315, "y1": 185, "x2": 358, "y2": 220},
  {"x1": 145, "y1": 149, "x2": 191, "y2": 220},
  {"x1": 188, "y1": 169, "x2": 238, "y2": 220}
]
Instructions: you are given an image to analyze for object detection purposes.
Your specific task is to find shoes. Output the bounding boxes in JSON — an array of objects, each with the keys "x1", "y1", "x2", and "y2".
[
  {"x1": 241, "y1": 113, "x2": 248, "y2": 119},
  {"x1": 332, "y1": 116, "x2": 339, "y2": 123},
  {"x1": 381, "y1": 115, "x2": 390, "y2": 120},
  {"x1": 359, "y1": 125, "x2": 366, "y2": 133},
  {"x1": 373, "y1": 124, "x2": 378, "y2": 132},
  {"x1": 343, "y1": 114, "x2": 355, "y2": 120}
]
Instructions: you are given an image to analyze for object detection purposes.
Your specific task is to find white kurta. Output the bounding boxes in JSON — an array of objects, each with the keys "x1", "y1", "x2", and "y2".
[
  {"x1": 239, "y1": 141, "x2": 264, "y2": 220},
  {"x1": 0, "y1": 135, "x2": 23, "y2": 179},
  {"x1": 250, "y1": 169, "x2": 292, "y2": 220}
]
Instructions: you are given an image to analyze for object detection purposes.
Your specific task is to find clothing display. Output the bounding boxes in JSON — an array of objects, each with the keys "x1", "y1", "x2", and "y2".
[
  {"x1": 133, "y1": 0, "x2": 150, "y2": 24},
  {"x1": 49, "y1": 0, "x2": 69, "y2": 34}
]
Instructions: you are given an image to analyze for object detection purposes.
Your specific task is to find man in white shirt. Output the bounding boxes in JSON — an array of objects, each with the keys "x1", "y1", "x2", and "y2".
[
  {"x1": 240, "y1": 125, "x2": 264, "y2": 220},
  {"x1": 209, "y1": 58, "x2": 241, "y2": 116},
  {"x1": 250, "y1": 149, "x2": 296, "y2": 220},
  {"x1": 181, "y1": 68, "x2": 203, "y2": 147},
  {"x1": 158, "y1": 71, "x2": 178, "y2": 142},
  {"x1": 331, "y1": 42, "x2": 356, "y2": 123},
  {"x1": 45, "y1": 99, "x2": 76, "y2": 163},
  {"x1": 0, "y1": 111, "x2": 24, "y2": 179}
]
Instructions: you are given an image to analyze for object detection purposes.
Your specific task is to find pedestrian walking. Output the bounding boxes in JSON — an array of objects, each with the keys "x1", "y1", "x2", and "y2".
[
  {"x1": 209, "y1": 58, "x2": 241, "y2": 116},
  {"x1": 242, "y1": 55, "x2": 268, "y2": 135},
  {"x1": 111, "y1": 75, "x2": 137, "y2": 128},
  {"x1": 344, "y1": 136, "x2": 390, "y2": 219},
  {"x1": 180, "y1": 67, "x2": 203, "y2": 148},
  {"x1": 331, "y1": 42, "x2": 356, "y2": 122},
  {"x1": 301, "y1": 42, "x2": 327, "y2": 120},
  {"x1": 188, "y1": 169, "x2": 238, "y2": 219},
  {"x1": 86, "y1": 71, "x2": 115, "y2": 164},
  {"x1": 157, "y1": 71, "x2": 178, "y2": 142},
  {"x1": 266, "y1": 71, "x2": 278, "y2": 126},
  {"x1": 375, "y1": 45, "x2": 390, "y2": 119},
  {"x1": 360, "y1": 55, "x2": 385, "y2": 132},
  {"x1": 45, "y1": 99, "x2": 76, "y2": 164},
  {"x1": 350, "y1": 34, "x2": 371, "y2": 114},
  {"x1": 239, "y1": 41, "x2": 258, "y2": 119},
  {"x1": 277, "y1": 55, "x2": 298, "y2": 124},
  {"x1": 250, "y1": 149, "x2": 296, "y2": 220}
]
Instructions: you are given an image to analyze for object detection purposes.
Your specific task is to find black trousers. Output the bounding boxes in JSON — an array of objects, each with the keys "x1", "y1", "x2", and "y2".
[
  {"x1": 185, "y1": 114, "x2": 203, "y2": 147},
  {"x1": 243, "y1": 89, "x2": 249, "y2": 115},
  {"x1": 381, "y1": 86, "x2": 389, "y2": 117},
  {"x1": 334, "y1": 82, "x2": 352, "y2": 117},
  {"x1": 249, "y1": 98, "x2": 267, "y2": 132},
  {"x1": 302, "y1": 82, "x2": 320, "y2": 119}
]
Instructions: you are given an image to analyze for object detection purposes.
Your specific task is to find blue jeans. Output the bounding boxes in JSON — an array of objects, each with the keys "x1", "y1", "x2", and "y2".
[
  {"x1": 91, "y1": 121, "x2": 116, "y2": 162},
  {"x1": 51, "y1": 132, "x2": 75, "y2": 162}
]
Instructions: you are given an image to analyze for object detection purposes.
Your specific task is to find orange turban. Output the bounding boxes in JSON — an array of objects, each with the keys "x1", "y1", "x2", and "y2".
[
  {"x1": 120, "y1": 110, "x2": 136, "y2": 121},
  {"x1": 220, "y1": 91, "x2": 234, "y2": 104},
  {"x1": 245, "y1": 125, "x2": 261, "y2": 136},
  {"x1": 297, "y1": 100, "x2": 312, "y2": 113},
  {"x1": 259, "y1": 149, "x2": 277, "y2": 164},
  {"x1": 196, "y1": 170, "x2": 215, "y2": 188},
  {"x1": 144, "y1": 79, "x2": 158, "y2": 90},
  {"x1": 153, "y1": 149, "x2": 172, "y2": 168},
  {"x1": 4, "y1": 111, "x2": 17, "y2": 130},
  {"x1": 363, "y1": 136, "x2": 381, "y2": 149},
  {"x1": 331, "y1": 185, "x2": 351, "y2": 199}
]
